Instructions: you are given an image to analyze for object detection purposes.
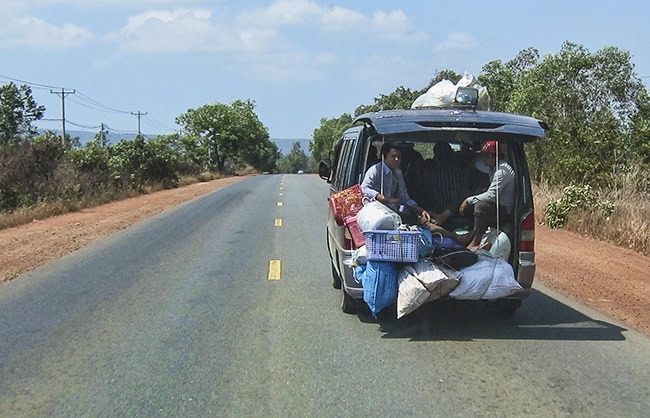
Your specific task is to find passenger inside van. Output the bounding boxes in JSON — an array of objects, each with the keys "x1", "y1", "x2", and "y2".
[
  {"x1": 458, "y1": 140, "x2": 515, "y2": 250},
  {"x1": 422, "y1": 142, "x2": 470, "y2": 228},
  {"x1": 361, "y1": 143, "x2": 430, "y2": 224}
]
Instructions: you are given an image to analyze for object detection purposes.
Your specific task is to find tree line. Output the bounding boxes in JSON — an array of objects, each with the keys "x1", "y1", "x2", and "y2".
[
  {"x1": 0, "y1": 85, "x2": 281, "y2": 212},
  {"x1": 310, "y1": 42, "x2": 650, "y2": 190}
]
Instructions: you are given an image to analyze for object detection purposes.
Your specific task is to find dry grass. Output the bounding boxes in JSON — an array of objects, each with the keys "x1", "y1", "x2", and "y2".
[
  {"x1": 0, "y1": 172, "x2": 230, "y2": 231},
  {"x1": 533, "y1": 171, "x2": 650, "y2": 256},
  {"x1": 0, "y1": 190, "x2": 139, "y2": 230},
  {"x1": 178, "y1": 172, "x2": 224, "y2": 187}
]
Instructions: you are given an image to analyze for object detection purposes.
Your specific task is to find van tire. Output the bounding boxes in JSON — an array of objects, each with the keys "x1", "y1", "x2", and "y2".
[
  {"x1": 494, "y1": 299, "x2": 522, "y2": 316},
  {"x1": 341, "y1": 284, "x2": 357, "y2": 314},
  {"x1": 331, "y1": 261, "x2": 341, "y2": 289}
]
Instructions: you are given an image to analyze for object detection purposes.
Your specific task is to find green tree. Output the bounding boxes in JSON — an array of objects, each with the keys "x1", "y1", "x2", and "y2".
[
  {"x1": 68, "y1": 141, "x2": 111, "y2": 175},
  {"x1": 422, "y1": 69, "x2": 463, "y2": 90},
  {"x1": 478, "y1": 47, "x2": 539, "y2": 112},
  {"x1": 355, "y1": 87, "x2": 420, "y2": 116},
  {"x1": 506, "y1": 42, "x2": 649, "y2": 185},
  {"x1": 310, "y1": 113, "x2": 353, "y2": 162},
  {"x1": 278, "y1": 141, "x2": 309, "y2": 173},
  {"x1": 0, "y1": 82, "x2": 45, "y2": 148},
  {"x1": 354, "y1": 70, "x2": 462, "y2": 116},
  {"x1": 175, "y1": 99, "x2": 272, "y2": 172}
]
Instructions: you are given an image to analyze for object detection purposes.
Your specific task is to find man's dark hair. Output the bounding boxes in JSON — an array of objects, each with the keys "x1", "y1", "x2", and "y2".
[{"x1": 381, "y1": 142, "x2": 401, "y2": 159}]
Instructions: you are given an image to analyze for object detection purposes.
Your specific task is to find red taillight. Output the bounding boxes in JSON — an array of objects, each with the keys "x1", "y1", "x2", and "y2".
[{"x1": 520, "y1": 211, "x2": 535, "y2": 251}]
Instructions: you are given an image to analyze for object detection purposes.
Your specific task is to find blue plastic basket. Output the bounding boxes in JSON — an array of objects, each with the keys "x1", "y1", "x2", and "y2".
[{"x1": 364, "y1": 230, "x2": 421, "y2": 263}]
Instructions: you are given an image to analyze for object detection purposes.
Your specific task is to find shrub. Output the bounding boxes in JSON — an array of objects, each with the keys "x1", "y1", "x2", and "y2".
[{"x1": 546, "y1": 184, "x2": 615, "y2": 229}]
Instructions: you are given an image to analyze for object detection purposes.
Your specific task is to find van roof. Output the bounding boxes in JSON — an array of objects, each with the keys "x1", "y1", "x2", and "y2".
[{"x1": 354, "y1": 109, "x2": 547, "y2": 141}]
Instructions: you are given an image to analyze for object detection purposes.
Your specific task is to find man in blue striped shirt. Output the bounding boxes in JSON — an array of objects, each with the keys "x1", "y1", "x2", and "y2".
[{"x1": 361, "y1": 143, "x2": 430, "y2": 223}]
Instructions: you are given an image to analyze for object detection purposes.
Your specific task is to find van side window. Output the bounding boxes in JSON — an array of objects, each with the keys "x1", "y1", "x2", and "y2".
[{"x1": 334, "y1": 140, "x2": 350, "y2": 190}]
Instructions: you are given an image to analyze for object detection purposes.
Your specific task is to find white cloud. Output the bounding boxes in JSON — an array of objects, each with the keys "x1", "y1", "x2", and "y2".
[
  {"x1": 106, "y1": 8, "x2": 282, "y2": 53},
  {"x1": 315, "y1": 52, "x2": 336, "y2": 65},
  {"x1": 319, "y1": 6, "x2": 366, "y2": 31},
  {"x1": 434, "y1": 31, "x2": 478, "y2": 52},
  {"x1": 238, "y1": 0, "x2": 321, "y2": 26},
  {"x1": 32, "y1": 0, "x2": 204, "y2": 5},
  {"x1": 239, "y1": 1, "x2": 426, "y2": 42},
  {"x1": 106, "y1": 2, "x2": 428, "y2": 55},
  {"x1": 371, "y1": 10, "x2": 428, "y2": 42},
  {"x1": 0, "y1": 15, "x2": 93, "y2": 49}
]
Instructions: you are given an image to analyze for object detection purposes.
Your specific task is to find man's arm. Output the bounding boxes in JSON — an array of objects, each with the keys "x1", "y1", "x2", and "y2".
[
  {"x1": 395, "y1": 169, "x2": 429, "y2": 220},
  {"x1": 361, "y1": 164, "x2": 380, "y2": 200},
  {"x1": 466, "y1": 165, "x2": 514, "y2": 205}
]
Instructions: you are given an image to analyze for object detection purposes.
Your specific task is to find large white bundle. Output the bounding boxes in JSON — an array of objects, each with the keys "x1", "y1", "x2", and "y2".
[
  {"x1": 449, "y1": 255, "x2": 522, "y2": 300},
  {"x1": 411, "y1": 79, "x2": 456, "y2": 108},
  {"x1": 409, "y1": 259, "x2": 460, "y2": 299},
  {"x1": 396, "y1": 260, "x2": 461, "y2": 318},
  {"x1": 397, "y1": 267, "x2": 431, "y2": 319},
  {"x1": 356, "y1": 201, "x2": 401, "y2": 232},
  {"x1": 411, "y1": 71, "x2": 491, "y2": 110}
]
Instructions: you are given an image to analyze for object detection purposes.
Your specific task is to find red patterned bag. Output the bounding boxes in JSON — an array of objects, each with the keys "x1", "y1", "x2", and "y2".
[{"x1": 330, "y1": 184, "x2": 364, "y2": 226}]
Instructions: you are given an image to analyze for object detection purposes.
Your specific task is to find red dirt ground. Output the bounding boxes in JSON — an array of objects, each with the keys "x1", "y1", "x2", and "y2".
[{"x1": 1, "y1": 176, "x2": 648, "y2": 336}]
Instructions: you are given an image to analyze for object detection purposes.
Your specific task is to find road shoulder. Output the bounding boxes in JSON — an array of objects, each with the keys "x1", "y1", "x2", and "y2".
[
  {"x1": 536, "y1": 225, "x2": 650, "y2": 336},
  {"x1": 0, "y1": 176, "x2": 249, "y2": 284}
]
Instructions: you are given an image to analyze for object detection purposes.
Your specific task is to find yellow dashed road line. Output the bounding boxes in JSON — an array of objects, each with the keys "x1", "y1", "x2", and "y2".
[
  {"x1": 274, "y1": 218, "x2": 283, "y2": 227},
  {"x1": 268, "y1": 260, "x2": 281, "y2": 280},
  {"x1": 277, "y1": 202, "x2": 283, "y2": 206}
]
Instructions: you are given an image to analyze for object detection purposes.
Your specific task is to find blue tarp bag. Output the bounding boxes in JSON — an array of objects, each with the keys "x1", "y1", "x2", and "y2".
[
  {"x1": 354, "y1": 264, "x2": 366, "y2": 284},
  {"x1": 361, "y1": 261, "x2": 398, "y2": 317},
  {"x1": 418, "y1": 226, "x2": 434, "y2": 257}
]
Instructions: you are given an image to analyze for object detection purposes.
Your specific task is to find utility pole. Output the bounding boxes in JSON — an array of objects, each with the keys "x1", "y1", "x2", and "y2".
[
  {"x1": 131, "y1": 111, "x2": 147, "y2": 137},
  {"x1": 98, "y1": 123, "x2": 107, "y2": 147},
  {"x1": 50, "y1": 88, "x2": 75, "y2": 145}
]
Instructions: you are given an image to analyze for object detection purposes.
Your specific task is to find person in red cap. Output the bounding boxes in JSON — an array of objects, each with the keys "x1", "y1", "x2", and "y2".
[{"x1": 458, "y1": 140, "x2": 515, "y2": 250}]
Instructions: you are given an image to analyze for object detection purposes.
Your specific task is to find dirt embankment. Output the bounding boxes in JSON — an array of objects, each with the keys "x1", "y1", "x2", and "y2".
[
  {"x1": 535, "y1": 225, "x2": 650, "y2": 336},
  {"x1": 1, "y1": 175, "x2": 649, "y2": 336}
]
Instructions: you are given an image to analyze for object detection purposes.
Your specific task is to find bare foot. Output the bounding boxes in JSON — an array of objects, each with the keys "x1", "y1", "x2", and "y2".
[{"x1": 468, "y1": 242, "x2": 492, "y2": 251}]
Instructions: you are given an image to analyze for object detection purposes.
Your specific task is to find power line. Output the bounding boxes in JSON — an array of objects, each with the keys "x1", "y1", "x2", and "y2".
[
  {"x1": 142, "y1": 117, "x2": 175, "y2": 133},
  {"x1": 1, "y1": 72, "x2": 171, "y2": 139},
  {"x1": 68, "y1": 96, "x2": 129, "y2": 114},
  {"x1": 0, "y1": 73, "x2": 66, "y2": 90},
  {"x1": 67, "y1": 120, "x2": 101, "y2": 130},
  {"x1": 75, "y1": 91, "x2": 131, "y2": 114},
  {"x1": 144, "y1": 114, "x2": 176, "y2": 131},
  {"x1": 105, "y1": 124, "x2": 137, "y2": 135}
]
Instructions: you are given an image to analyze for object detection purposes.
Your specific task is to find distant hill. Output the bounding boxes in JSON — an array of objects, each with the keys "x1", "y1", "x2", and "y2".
[{"x1": 39, "y1": 129, "x2": 311, "y2": 156}]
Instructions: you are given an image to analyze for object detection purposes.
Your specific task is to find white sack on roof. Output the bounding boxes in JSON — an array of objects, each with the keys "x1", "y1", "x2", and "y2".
[{"x1": 411, "y1": 71, "x2": 491, "y2": 111}]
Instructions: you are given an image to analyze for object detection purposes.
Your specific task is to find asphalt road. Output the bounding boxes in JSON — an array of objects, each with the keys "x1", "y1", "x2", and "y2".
[{"x1": 0, "y1": 174, "x2": 649, "y2": 417}]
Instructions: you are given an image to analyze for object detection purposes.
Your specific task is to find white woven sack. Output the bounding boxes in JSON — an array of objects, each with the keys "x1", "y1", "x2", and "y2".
[
  {"x1": 411, "y1": 259, "x2": 460, "y2": 299},
  {"x1": 397, "y1": 266, "x2": 431, "y2": 319},
  {"x1": 411, "y1": 79, "x2": 456, "y2": 109},
  {"x1": 449, "y1": 255, "x2": 522, "y2": 300}
]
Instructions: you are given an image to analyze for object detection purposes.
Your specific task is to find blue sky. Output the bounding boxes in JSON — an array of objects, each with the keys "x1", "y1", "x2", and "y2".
[{"x1": 1, "y1": 0, "x2": 649, "y2": 139}]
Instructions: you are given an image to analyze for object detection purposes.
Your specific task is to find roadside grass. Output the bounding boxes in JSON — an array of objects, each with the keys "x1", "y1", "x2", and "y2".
[
  {"x1": 0, "y1": 171, "x2": 240, "y2": 231},
  {"x1": 533, "y1": 173, "x2": 650, "y2": 256}
]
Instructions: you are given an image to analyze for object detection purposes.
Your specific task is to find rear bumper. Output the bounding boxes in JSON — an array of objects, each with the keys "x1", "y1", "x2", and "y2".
[{"x1": 511, "y1": 251, "x2": 536, "y2": 298}]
